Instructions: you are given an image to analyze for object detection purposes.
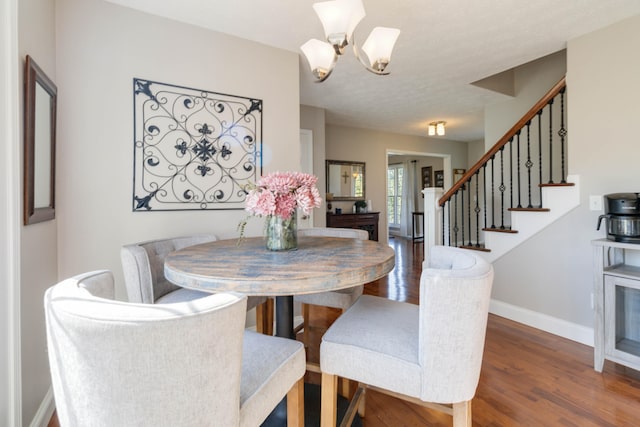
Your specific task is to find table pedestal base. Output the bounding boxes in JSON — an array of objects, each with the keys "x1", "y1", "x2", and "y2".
[{"x1": 261, "y1": 383, "x2": 362, "y2": 427}]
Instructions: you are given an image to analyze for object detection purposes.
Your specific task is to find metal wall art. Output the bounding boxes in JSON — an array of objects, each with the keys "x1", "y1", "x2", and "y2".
[{"x1": 133, "y1": 78, "x2": 262, "y2": 211}]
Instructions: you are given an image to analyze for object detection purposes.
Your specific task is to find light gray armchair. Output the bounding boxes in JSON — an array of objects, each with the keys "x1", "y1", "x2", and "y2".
[
  {"x1": 320, "y1": 246, "x2": 494, "y2": 427},
  {"x1": 121, "y1": 234, "x2": 273, "y2": 334},
  {"x1": 44, "y1": 270, "x2": 305, "y2": 427},
  {"x1": 295, "y1": 227, "x2": 369, "y2": 345}
]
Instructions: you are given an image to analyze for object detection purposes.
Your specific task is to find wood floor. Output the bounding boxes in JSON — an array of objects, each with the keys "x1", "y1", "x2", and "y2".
[{"x1": 302, "y1": 236, "x2": 640, "y2": 426}]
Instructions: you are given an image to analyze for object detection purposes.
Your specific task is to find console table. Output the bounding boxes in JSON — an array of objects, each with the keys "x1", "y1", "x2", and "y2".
[{"x1": 326, "y1": 212, "x2": 379, "y2": 241}]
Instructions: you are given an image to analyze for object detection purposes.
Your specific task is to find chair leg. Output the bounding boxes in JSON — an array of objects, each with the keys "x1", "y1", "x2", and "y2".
[
  {"x1": 264, "y1": 298, "x2": 274, "y2": 336},
  {"x1": 452, "y1": 400, "x2": 472, "y2": 427},
  {"x1": 287, "y1": 377, "x2": 305, "y2": 427},
  {"x1": 357, "y1": 386, "x2": 366, "y2": 418},
  {"x1": 302, "y1": 303, "x2": 310, "y2": 345},
  {"x1": 255, "y1": 298, "x2": 274, "y2": 335},
  {"x1": 321, "y1": 372, "x2": 338, "y2": 427}
]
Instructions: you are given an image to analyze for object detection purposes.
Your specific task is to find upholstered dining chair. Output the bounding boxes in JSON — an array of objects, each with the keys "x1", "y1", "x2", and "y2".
[
  {"x1": 295, "y1": 227, "x2": 369, "y2": 344},
  {"x1": 320, "y1": 245, "x2": 494, "y2": 427},
  {"x1": 44, "y1": 270, "x2": 305, "y2": 427},
  {"x1": 121, "y1": 234, "x2": 273, "y2": 335}
]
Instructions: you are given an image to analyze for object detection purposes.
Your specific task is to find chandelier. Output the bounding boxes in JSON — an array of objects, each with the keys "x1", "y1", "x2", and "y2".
[
  {"x1": 300, "y1": 0, "x2": 401, "y2": 82},
  {"x1": 428, "y1": 121, "x2": 446, "y2": 136}
]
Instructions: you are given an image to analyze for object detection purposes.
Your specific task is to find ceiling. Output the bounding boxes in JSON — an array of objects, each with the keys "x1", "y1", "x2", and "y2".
[{"x1": 104, "y1": 0, "x2": 640, "y2": 142}]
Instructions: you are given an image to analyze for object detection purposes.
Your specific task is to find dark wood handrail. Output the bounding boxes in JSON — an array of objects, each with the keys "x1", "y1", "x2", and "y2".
[{"x1": 439, "y1": 76, "x2": 566, "y2": 206}]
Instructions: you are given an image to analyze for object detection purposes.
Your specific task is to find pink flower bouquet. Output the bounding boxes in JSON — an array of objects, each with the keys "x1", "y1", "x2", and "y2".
[{"x1": 245, "y1": 171, "x2": 322, "y2": 220}]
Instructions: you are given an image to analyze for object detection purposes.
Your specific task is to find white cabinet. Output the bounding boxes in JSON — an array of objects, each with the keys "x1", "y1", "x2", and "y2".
[{"x1": 593, "y1": 239, "x2": 640, "y2": 372}]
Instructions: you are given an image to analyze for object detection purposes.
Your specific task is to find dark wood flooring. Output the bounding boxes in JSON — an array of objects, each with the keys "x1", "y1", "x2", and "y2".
[
  {"x1": 49, "y1": 236, "x2": 640, "y2": 426},
  {"x1": 302, "y1": 236, "x2": 640, "y2": 426}
]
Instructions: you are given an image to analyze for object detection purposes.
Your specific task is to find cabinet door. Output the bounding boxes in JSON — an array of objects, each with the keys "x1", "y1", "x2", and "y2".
[{"x1": 604, "y1": 275, "x2": 640, "y2": 367}]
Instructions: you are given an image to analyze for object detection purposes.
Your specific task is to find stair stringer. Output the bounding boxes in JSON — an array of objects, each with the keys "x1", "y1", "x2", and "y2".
[{"x1": 478, "y1": 174, "x2": 580, "y2": 264}]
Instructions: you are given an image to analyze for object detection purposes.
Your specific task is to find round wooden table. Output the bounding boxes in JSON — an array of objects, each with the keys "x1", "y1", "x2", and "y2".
[{"x1": 164, "y1": 235, "x2": 395, "y2": 338}]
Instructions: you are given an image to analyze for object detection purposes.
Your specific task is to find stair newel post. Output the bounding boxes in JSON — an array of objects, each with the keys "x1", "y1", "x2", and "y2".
[
  {"x1": 499, "y1": 146, "x2": 506, "y2": 230},
  {"x1": 475, "y1": 170, "x2": 481, "y2": 248},
  {"x1": 559, "y1": 87, "x2": 567, "y2": 184},
  {"x1": 547, "y1": 98, "x2": 554, "y2": 184},
  {"x1": 537, "y1": 109, "x2": 543, "y2": 207},
  {"x1": 422, "y1": 187, "x2": 444, "y2": 260},
  {"x1": 525, "y1": 120, "x2": 533, "y2": 209},
  {"x1": 516, "y1": 130, "x2": 522, "y2": 208}
]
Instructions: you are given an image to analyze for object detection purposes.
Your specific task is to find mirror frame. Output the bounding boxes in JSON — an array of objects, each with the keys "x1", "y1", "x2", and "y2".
[
  {"x1": 24, "y1": 55, "x2": 57, "y2": 225},
  {"x1": 325, "y1": 159, "x2": 366, "y2": 201}
]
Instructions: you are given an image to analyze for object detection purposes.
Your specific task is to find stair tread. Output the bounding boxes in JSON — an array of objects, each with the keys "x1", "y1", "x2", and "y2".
[
  {"x1": 483, "y1": 227, "x2": 518, "y2": 234},
  {"x1": 539, "y1": 182, "x2": 575, "y2": 187},
  {"x1": 508, "y1": 207, "x2": 551, "y2": 212},
  {"x1": 459, "y1": 245, "x2": 491, "y2": 252}
]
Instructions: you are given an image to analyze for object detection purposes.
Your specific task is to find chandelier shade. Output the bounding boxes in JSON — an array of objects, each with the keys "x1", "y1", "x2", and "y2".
[{"x1": 301, "y1": 0, "x2": 400, "y2": 82}]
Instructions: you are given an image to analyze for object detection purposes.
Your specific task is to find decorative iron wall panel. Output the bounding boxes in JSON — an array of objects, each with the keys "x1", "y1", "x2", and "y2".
[{"x1": 132, "y1": 78, "x2": 262, "y2": 211}]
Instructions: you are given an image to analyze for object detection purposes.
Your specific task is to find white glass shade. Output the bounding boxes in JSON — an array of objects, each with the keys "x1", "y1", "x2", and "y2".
[
  {"x1": 301, "y1": 39, "x2": 337, "y2": 78},
  {"x1": 428, "y1": 123, "x2": 436, "y2": 136},
  {"x1": 436, "y1": 122, "x2": 446, "y2": 136},
  {"x1": 362, "y1": 27, "x2": 401, "y2": 69},
  {"x1": 313, "y1": 0, "x2": 365, "y2": 41}
]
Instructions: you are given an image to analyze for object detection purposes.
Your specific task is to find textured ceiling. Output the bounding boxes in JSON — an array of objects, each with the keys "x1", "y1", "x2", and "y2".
[{"x1": 104, "y1": 0, "x2": 640, "y2": 142}]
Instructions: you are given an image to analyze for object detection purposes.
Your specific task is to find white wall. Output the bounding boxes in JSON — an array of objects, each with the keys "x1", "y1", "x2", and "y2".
[
  {"x1": 56, "y1": 0, "x2": 301, "y2": 299},
  {"x1": 491, "y1": 14, "x2": 640, "y2": 333},
  {"x1": 326, "y1": 124, "x2": 468, "y2": 242},
  {"x1": 18, "y1": 0, "x2": 58, "y2": 423}
]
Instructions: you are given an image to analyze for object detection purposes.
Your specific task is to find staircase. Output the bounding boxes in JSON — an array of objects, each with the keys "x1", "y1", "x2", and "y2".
[{"x1": 424, "y1": 77, "x2": 579, "y2": 263}]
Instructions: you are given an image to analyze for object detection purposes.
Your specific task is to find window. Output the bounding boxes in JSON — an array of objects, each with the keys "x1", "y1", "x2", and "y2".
[{"x1": 387, "y1": 164, "x2": 403, "y2": 228}]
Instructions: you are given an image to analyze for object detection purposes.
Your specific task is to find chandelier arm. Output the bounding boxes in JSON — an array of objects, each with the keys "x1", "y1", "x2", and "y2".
[
  {"x1": 313, "y1": 53, "x2": 338, "y2": 83},
  {"x1": 350, "y1": 33, "x2": 390, "y2": 76}
]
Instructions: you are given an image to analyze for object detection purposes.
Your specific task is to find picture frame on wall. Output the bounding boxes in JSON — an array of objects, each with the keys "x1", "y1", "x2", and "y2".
[
  {"x1": 434, "y1": 170, "x2": 444, "y2": 188},
  {"x1": 421, "y1": 166, "x2": 432, "y2": 189}
]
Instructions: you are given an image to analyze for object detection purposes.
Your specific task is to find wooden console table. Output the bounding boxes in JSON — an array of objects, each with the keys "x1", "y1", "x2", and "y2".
[{"x1": 326, "y1": 212, "x2": 379, "y2": 241}]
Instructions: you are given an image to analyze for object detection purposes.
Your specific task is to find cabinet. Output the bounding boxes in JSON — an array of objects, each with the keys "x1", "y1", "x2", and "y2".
[
  {"x1": 326, "y1": 212, "x2": 379, "y2": 241},
  {"x1": 593, "y1": 238, "x2": 640, "y2": 372}
]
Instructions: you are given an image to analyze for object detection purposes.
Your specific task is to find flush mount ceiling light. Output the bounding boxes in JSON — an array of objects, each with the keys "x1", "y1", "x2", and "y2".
[
  {"x1": 428, "y1": 121, "x2": 446, "y2": 136},
  {"x1": 300, "y1": 0, "x2": 401, "y2": 82}
]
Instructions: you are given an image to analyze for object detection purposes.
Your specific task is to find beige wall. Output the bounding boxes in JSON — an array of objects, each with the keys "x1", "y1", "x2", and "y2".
[
  {"x1": 492, "y1": 14, "x2": 640, "y2": 331},
  {"x1": 56, "y1": 0, "x2": 300, "y2": 300},
  {"x1": 326, "y1": 124, "x2": 468, "y2": 242},
  {"x1": 18, "y1": 0, "x2": 58, "y2": 423}
]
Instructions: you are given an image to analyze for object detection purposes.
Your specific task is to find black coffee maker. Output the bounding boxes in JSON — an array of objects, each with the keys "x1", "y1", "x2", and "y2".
[{"x1": 597, "y1": 193, "x2": 640, "y2": 243}]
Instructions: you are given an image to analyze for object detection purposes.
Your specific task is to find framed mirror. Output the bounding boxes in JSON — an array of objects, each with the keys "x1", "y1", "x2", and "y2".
[
  {"x1": 326, "y1": 160, "x2": 366, "y2": 201},
  {"x1": 24, "y1": 55, "x2": 57, "y2": 225}
]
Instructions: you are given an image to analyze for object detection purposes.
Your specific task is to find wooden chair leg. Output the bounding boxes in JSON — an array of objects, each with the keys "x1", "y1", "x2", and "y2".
[
  {"x1": 287, "y1": 377, "x2": 305, "y2": 427},
  {"x1": 255, "y1": 298, "x2": 274, "y2": 335},
  {"x1": 452, "y1": 400, "x2": 472, "y2": 427},
  {"x1": 302, "y1": 303, "x2": 310, "y2": 345},
  {"x1": 357, "y1": 386, "x2": 366, "y2": 418},
  {"x1": 264, "y1": 298, "x2": 274, "y2": 336},
  {"x1": 321, "y1": 372, "x2": 338, "y2": 427}
]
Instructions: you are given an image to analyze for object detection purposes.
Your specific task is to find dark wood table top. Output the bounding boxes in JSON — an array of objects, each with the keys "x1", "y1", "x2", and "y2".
[{"x1": 164, "y1": 236, "x2": 395, "y2": 296}]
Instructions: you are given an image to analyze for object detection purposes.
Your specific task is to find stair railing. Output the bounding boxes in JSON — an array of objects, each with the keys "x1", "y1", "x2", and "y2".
[{"x1": 437, "y1": 76, "x2": 569, "y2": 251}]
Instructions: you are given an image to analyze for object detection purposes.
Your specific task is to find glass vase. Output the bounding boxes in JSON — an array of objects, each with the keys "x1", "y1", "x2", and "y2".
[{"x1": 265, "y1": 211, "x2": 297, "y2": 251}]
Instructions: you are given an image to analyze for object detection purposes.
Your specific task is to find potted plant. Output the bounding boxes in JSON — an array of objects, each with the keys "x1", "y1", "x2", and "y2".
[{"x1": 354, "y1": 200, "x2": 367, "y2": 213}]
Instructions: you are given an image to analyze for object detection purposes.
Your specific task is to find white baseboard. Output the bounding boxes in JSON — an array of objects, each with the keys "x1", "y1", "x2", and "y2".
[
  {"x1": 29, "y1": 387, "x2": 54, "y2": 427},
  {"x1": 490, "y1": 299, "x2": 594, "y2": 347}
]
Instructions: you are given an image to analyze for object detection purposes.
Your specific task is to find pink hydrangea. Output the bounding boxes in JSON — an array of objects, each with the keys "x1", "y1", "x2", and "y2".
[{"x1": 245, "y1": 171, "x2": 322, "y2": 220}]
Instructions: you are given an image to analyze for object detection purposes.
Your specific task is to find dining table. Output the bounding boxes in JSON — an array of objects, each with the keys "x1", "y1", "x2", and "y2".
[
  {"x1": 164, "y1": 235, "x2": 395, "y2": 340},
  {"x1": 164, "y1": 234, "x2": 395, "y2": 426}
]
